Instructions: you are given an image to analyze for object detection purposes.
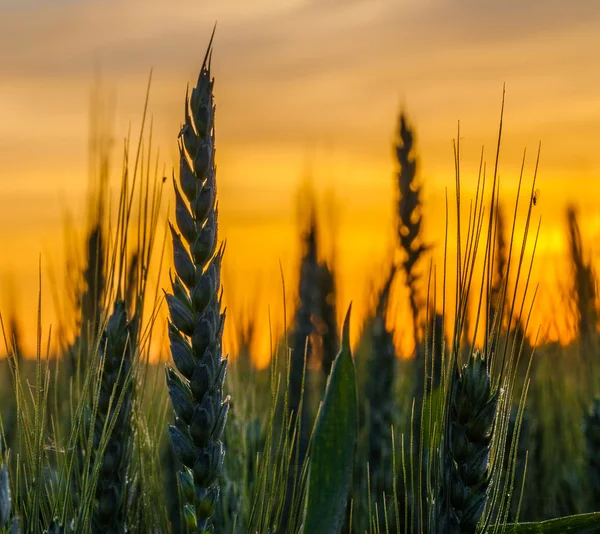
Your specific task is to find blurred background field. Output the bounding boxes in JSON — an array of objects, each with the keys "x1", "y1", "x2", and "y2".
[{"x1": 2, "y1": 0, "x2": 600, "y2": 362}]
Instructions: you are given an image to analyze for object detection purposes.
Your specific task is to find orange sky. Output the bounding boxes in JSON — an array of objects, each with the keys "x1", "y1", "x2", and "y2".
[{"x1": 1, "y1": 0, "x2": 600, "y2": 365}]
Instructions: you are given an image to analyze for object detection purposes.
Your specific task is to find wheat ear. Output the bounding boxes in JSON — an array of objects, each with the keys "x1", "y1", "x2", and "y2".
[
  {"x1": 165, "y1": 35, "x2": 229, "y2": 534},
  {"x1": 92, "y1": 300, "x2": 134, "y2": 533},
  {"x1": 439, "y1": 351, "x2": 499, "y2": 534}
]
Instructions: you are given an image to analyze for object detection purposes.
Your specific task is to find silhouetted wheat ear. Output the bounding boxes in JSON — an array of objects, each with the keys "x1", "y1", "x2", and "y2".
[
  {"x1": 366, "y1": 267, "x2": 396, "y2": 501},
  {"x1": 93, "y1": 300, "x2": 134, "y2": 533},
  {"x1": 585, "y1": 398, "x2": 600, "y2": 508},
  {"x1": 439, "y1": 351, "x2": 499, "y2": 534},
  {"x1": 395, "y1": 112, "x2": 427, "y2": 347},
  {"x1": 289, "y1": 212, "x2": 319, "y2": 469},
  {"x1": 166, "y1": 37, "x2": 230, "y2": 534}
]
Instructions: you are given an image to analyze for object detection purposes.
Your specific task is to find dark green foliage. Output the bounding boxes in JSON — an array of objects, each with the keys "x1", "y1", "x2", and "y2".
[
  {"x1": 166, "y1": 37, "x2": 229, "y2": 534},
  {"x1": 439, "y1": 351, "x2": 499, "y2": 534},
  {"x1": 302, "y1": 307, "x2": 357, "y2": 534},
  {"x1": 92, "y1": 300, "x2": 134, "y2": 534},
  {"x1": 585, "y1": 398, "x2": 600, "y2": 510},
  {"x1": 525, "y1": 347, "x2": 585, "y2": 521}
]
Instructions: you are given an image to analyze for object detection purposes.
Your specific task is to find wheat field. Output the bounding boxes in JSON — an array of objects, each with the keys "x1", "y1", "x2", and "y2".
[{"x1": 2, "y1": 7, "x2": 600, "y2": 534}]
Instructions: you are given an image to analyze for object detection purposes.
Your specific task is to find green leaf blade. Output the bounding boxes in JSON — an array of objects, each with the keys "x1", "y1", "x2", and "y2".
[
  {"x1": 491, "y1": 512, "x2": 600, "y2": 533},
  {"x1": 302, "y1": 305, "x2": 358, "y2": 534}
]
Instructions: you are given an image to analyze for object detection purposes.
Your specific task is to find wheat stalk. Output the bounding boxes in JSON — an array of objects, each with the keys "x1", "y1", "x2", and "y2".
[{"x1": 165, "y1": 34, "x2": 229, "y2": 534}]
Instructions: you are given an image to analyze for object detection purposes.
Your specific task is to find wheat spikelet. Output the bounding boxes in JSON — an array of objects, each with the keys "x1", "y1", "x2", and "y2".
[{"x1": 166, "y1": 35, "x2": 229, "y2": 534}]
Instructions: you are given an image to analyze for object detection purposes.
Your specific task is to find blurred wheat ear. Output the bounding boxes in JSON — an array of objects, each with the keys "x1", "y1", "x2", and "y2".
[
  {"x1": 165, "y1": 31, "x2": 230, "y2": 534},
  {"x1": 395, "y1": 112, "x2": 427, "y2": 350},
  {"x1": 566, "y1": 206, "x2": 599, "y2": 397},
  {"x1": 365, "y1": 266, "x2": 397, "y2": 508},
  {"x1": 90, "y1": 300, "x2": 135, "y2": 533}
]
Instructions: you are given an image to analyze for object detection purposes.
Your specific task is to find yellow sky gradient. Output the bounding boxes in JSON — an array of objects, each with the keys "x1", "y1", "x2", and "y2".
[{"x1": 1, "y1": 0, "x2": 600, "y2": 365}]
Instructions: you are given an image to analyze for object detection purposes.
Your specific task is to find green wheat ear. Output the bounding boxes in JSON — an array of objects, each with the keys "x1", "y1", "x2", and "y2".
[
  {"x1": 92, "y1": 300, "x2": 134, "y2": 533},
  {"x1": 165, "y1": 31, "x2": 230, "y2": 534},
  {"x1": 439, "y1": 350, "x2": 499, "y2": 534}
]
